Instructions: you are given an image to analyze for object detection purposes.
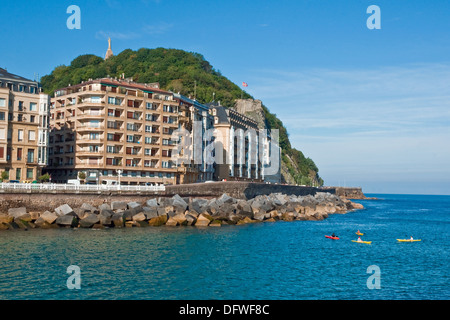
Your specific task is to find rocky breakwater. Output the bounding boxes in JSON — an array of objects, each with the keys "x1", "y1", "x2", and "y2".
[{"x1": 0, "y1": 192, "x2": 364, "y2": 231}]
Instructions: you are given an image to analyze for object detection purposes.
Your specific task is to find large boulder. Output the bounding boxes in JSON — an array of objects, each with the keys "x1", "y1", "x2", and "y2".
[
  {"x1": 236, "y1": 200, "x2": 252, "y2": 217},
  {"x1": 165, "y1": 217, "x2": 178, "y2": 226},
  {"x1": 73, "y1": 208, "x2": 89, "y2": 220},
  {"x1": 148, "y1": 213, "x2": 167, "y2": 226},
  {"x1": 40, "y1": 211, "x2": 58, "y2": 224},
  {"x1": 79, "y1": 214, "x2": 100, "y2": 228},
  {"x1": 185, "y1": 214, "x2": 197, "y2": 226},
  {"x1": 98, "y1": 203, "x2": 111, "y2": 212},
  {"x1": 55, "y1": 204, "x2": 74, "y2": 216},
  {"x1": 143, "y1": 208, "x2": 158, "y2": 220},
  {"x1": 127, "y1": 201, "x2": 142, "y2": 210},
  {"x1": 14, "y1": 213, "x2": 32, "y2": 222},
  {"x1": 80, "y1": 203, "x2": 97, "y2": 213},
  {"x1": 111, "y1": 212, "x2": 124, "y2": 227},
  {"x1": 0, "y1": 214, "x2": 13, "y2": 224},
  {"x1": 218, "y1": 193, "x2": 234, "y2": 204},
  {"x1": 195, "y1": 213, "x2": 212, "y2": 227},
  {"x1": 99, "y1": 209, "x2": 114, "y2": 218},
  {"x1": 111, "y1": 201, "x2": 127, "y2": 211},
  {"x1": 132, "y1": 212, "x2": 147, "y2": 222},
  {"x1": 8, "y1": 207, "x2": 27, "y2": 219},
  {"x1": 172, "y1": 213, "x2": 187, "y2": 226},
  {"x1": 98, "y1": 214, "x2": 112, "y2": 226},
  {"x1": 171, "y1": 194, "x2": 188, "y2": 213},
  {"x1": 146, "y1": 198, "x2": 158, "y2": 207},
  {"x1": 189, "y1": 198, "x2": 208, "y2": 214},
  {"x1": 55, "y1": 215, "x2": 78, "y2": 227},
  {"x1": 122, "y1": 209, "x2": 135, "y2": 221}
]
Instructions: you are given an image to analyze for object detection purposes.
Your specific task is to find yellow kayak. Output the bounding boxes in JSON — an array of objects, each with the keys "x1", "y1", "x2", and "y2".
[
  {"x1": 397, "y1": 239, "x2": 421, "y2": 242},
  {"x1": 356, "y1": 232, "x2": 364, "y2": 236},
  {"x1": 352, "y1": 240, "x2": 372, "y2": 244}
]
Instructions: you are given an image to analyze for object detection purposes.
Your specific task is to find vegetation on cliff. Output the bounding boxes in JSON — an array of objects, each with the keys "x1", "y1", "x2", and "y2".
[{"x1": 40, "y1": 48, "x2": 323, "y2": 186}]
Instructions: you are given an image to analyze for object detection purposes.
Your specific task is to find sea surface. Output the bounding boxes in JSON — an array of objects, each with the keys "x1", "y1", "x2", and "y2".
[{"x1": 0, "y1": 193, "x2": 448, "y2": 300}]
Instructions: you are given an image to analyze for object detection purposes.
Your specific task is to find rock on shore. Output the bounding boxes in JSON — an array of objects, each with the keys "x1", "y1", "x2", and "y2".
[{"x1": 0, "y1": 192, "x2": 364, "y2": 231}]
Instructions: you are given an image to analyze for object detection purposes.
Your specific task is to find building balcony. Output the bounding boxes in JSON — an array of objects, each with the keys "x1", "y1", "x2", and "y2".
[
  {"x1": 77, "y1": 139, "x2": 103, "y2": 145},
  {"x1": 77, "y1": 101, "x2": 105, "y2": 109},
  {"x1": 77, "y1": 112, "x2": 105, "y2": 119},
  {"x1": 77, "y1": 125, "x2": 105, "y2": 132},
  {"x1": 76, "y1": 150, "x2": 103, "y2": 157}
]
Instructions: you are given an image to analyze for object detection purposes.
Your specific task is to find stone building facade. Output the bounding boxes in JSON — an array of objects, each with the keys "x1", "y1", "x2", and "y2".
[{"x1": 0, "y1": 68, "x2": 50, "y2": 182}]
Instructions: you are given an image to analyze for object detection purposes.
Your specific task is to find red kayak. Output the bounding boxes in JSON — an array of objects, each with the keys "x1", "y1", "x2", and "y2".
[{"x1": 325, "y1": 235, "x2": 339, "y2": 240}]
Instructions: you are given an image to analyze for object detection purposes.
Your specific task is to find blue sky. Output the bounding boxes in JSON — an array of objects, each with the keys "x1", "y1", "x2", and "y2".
[{"x1": 1, "y1": 0, "x2": 449, "y2": 194}]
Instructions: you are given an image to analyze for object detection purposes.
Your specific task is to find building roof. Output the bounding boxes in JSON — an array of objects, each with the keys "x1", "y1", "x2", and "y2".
[
  {"x1": 211, "y1": 106, "x2": 230, "y2": 124},
  {"x1": 0, "y1": 68, "x2": 37, "y2": 84},
  {"x1": 57, "y1": 77, "x2": 170, "y2": 95}
]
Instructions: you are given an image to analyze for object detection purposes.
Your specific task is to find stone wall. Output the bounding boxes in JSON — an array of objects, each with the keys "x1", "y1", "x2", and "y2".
[
  {"x1": 165, "y1": 181, "x2": 332, "y2": 199},
  {"x1": 321, "y1": 187, "x2": 367, "y2": 199},
  {"x1": 0, "y1": 182, "x2": 335, "y2": 213}
]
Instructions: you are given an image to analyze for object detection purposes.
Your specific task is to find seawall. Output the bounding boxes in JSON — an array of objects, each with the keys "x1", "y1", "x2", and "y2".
[
  {"x1": 165, "y1": 181, "x2": 333, "y2": 199},
  {"x1": 0, "y1": 182, "x2": 334, "y2": 213},
  {"x1": 321, "y1": 187, "x2": 368, "y2": 199}
]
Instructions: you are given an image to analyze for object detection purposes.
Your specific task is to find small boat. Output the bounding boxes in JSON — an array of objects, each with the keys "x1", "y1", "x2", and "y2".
[
  {"x1": 352, "y1": 240, "x2": 372, "y2": 244},
  {"x1": 356, "y1": 232, "x2": 364, "y2": 236},
  {"x1": 397, "y1": 239, "x2": 421, "y2": 242},
  {"x1": 325, "y1": 235, "x2": 339, "y2": 240}
]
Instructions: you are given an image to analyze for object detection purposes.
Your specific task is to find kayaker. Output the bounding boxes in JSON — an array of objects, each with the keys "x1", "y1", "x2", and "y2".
[
  {"x1": 410, "y1": 236, "x2": 414, "y2": 240},
  {"x1": 332, "y1": 233, "x2": 337, "y2": 238},
  {"x1": 357, "y1": 236, "x2": 362, "y2": 242}
]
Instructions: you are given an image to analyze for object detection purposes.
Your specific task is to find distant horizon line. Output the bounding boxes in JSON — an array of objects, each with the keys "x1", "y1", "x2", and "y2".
[{"x1": 363, "y1": 192, "x2": 450, "y2": 197}]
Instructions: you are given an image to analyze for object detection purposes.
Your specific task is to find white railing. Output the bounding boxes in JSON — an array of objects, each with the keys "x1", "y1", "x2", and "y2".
[{"x1": 0, "y1": 182, "x2": 165, "y2": 192}]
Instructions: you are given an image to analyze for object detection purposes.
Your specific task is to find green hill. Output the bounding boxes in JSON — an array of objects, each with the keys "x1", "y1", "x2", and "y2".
[{"x1": 40, "y1": 47, "x2": 323, "y2": 186}]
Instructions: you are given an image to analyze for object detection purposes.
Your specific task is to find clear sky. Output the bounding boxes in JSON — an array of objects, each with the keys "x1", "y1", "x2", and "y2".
[{"x1": 1, "y1": 0, "x2": 449, "y2": 195}]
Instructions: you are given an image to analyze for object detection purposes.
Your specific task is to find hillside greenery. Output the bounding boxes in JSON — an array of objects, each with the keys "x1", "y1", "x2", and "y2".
[{"x1": 40, "y1": 48, "x2": 323, "y2": 186}]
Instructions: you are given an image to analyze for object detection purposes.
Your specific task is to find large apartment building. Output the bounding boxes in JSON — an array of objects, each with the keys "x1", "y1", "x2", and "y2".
[
  {"x1": 0, "y1": 68, "x2": 50, "y2": 182},
  {"x1": 46, "y1": 77, "x2": 212, "y2": 185}
]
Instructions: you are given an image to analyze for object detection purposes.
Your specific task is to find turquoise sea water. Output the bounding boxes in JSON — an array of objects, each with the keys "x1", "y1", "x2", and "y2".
[{"x1": 0, "y1": 193, "x2": 448, "y2": 300}]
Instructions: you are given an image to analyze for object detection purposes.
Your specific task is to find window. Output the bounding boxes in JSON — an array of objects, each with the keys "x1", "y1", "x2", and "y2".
[
  {"x1": 16, "y1": 168, "x2": 21, "y2": 180},
  {"x1": 27, "y1": 149, "x2": 34, "y2": 163},
  {"x1": 0, "y1": 147, "x2": 4, "y2": 158},
  {"x1": 90, "y1": 120, "x2": 100, "y2": 128},
  {"x1": 89, "y1": 133, "x2": 100, "y2": 140},
  {"x1": 18, "y1": 129, "x2": 24, "y2": 141},
  {"x1": 26, "y1": 168, "x2": 33, "y2": 180},
  {"x1": 0, "y1": 129, "x2": 5, "y2": 140},
  {"x1": 18, "y1": 101, "x2": 24, "y2": 111},
  {"x1": 28, "y1": 130, "x2": 36, "y2": 141},
  {"x1": 145, "y1": 137, "x2": 151, "y2": 144},
  {"x1": 0, "y1": 98, "x2": 5, "y2": 107},
  {"x1": 30, "y1": 115, "x2": 35, "y2": 123},
  {"x1": 29, "y1": 103, "x2": 37, "y2": 111},
  {"x1": 145, "y1": 148, "x2": 151, "y2": 156},
  {"x1": 0, "y1": 112, "x2": 4, "y2": 121},
  {"x1": 145, "y1": 125, "x2": 151, "y2": 133},
  {"x1": 108, "y1": 97, "x2": 121, "y2": 105}
]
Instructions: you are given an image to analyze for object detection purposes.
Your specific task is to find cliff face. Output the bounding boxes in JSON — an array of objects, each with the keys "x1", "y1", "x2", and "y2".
[{"x1": 234, "y1": 99, "x2": 267, "y2": 129}]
